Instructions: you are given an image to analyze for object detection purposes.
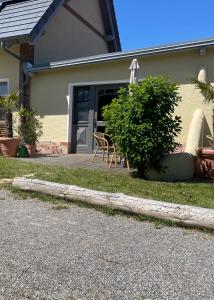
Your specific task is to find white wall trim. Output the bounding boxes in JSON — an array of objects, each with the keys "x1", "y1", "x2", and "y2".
[{"x1": 66, "y1": 79, "x2": 144, "y2": 146}]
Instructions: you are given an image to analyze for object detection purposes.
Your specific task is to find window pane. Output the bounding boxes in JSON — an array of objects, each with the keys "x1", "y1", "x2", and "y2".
[
  {"x1": 97, "y1": 88, "x2": 120, "y2": 121},
  {"x1": 76, "y1": 127, "x2": 88, "y2": 145},
  {"x1": 0, "y1": 82, "x2": 8, "y2": 96},
  {"x1": 74, "y1": 87, "x2": 90, "y2": 122}
]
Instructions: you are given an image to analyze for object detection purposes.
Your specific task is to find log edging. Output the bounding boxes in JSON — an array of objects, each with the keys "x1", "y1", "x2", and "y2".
[{"x1": 12, "y1": 177, "x2": 214, "y2": 230}]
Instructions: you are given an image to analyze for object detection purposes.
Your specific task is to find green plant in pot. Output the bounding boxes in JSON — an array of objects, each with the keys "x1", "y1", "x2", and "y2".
[
  {"x1": 193, "y1": 78, "x2": 214, "y2": 148},
  {"x1": 0, "y1": 90, "x2": 21, "y2": 157},
  {"x1": 18, "y1": 107, "x2": 43, "y2": 156}
]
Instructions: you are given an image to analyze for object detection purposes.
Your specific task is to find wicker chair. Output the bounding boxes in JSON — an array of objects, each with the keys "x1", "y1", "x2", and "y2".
[{"x1": 92, "y1": 132, "x2": 117, "y2": 165}]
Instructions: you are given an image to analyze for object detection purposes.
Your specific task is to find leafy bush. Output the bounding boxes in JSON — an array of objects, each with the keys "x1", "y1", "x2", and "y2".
[
  {"x1": 193, "y1": 78, "x2": 214, "y2": 142},
  {"x1": 193, "y1": 78, "x2": 214, "y2": 104},
  {"x1": 18, "y1": 107, "x2": 43, "y2": 144},
  {"x1": 103, "y1": 76, "x2": 182, "y2": 176}
]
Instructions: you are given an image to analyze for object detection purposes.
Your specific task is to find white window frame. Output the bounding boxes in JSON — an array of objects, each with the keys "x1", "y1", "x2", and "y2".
[{"x1": 0, "y1": 79, "x2": 9, "y2": 96}]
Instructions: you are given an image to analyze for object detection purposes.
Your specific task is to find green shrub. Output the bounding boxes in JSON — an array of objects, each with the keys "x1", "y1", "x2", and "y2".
[
  {"x1": 103, "y1": 76, "x2": 182, "y2": 176},
  {"x1": 18, "y1": 107, "x2": 43, "y2": 144}
]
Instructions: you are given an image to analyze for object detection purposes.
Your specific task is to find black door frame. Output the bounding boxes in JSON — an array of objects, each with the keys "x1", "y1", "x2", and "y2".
[{"x1": 71, "y1": 83, "x2": 127, "y2": 154}]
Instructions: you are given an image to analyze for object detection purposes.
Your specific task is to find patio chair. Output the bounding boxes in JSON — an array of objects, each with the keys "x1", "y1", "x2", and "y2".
[
  {"x1": 92, "y1": 132, "x2": 117, "y2": 165},
  {"x1": 0, "y1": 121, "x2": 6, "y2": 137}
]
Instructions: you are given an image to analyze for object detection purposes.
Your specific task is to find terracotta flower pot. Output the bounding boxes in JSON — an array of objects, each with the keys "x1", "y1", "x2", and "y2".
[
  {"x1": 0, "y1": 137, "x2": 21, "y2": 157},
  {"x1": 26, "y1": 144, "x2": 37, "y2": 157}
]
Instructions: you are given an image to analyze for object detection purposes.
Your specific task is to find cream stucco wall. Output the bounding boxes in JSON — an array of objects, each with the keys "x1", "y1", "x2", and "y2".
[
  {"x1": 0, "y1": 46, "x2": 20, "y2": 92},
  {"x1": 31, "y1": 73, "x2": 68, "y2": 142},
  {"x1": 31, "y1": 48, "x2": 214, "y2": 147},
  {"x1": 34, "y1": 0, "x2": 109, "y2": 64}
]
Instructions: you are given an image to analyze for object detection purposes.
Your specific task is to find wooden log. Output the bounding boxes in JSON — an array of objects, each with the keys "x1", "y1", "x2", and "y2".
[
  {"x1": 0, "y1": 179, "x2": 13, "y2": 184},
  {"x1": 13, "y1": 177, "x2": 214, "y2": 230}
]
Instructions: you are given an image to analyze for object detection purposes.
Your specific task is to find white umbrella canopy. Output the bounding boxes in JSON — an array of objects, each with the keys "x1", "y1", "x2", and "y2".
[{"x1": 129, "y1": 58, "x2": 140, "y2": 85}]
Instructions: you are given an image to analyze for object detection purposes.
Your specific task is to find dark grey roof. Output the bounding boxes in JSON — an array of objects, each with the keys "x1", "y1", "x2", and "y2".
[
  {"x1": 0, "y1": 0, "x2": 121, "y2": 52},
  {"x1": 29, "y1": 37, "x2": 214, "y2": 73},
  {"x1": 0, "y1": 0, "x2": 64, "y2": 42}
]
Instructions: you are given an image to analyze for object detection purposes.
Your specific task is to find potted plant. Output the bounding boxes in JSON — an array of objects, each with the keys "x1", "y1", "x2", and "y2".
[
  {"x1": 193, "y1": 78, "x2": 214, "y2": 148},
  {"x1": 0, "y1": 90, "x2": 21, "y2": 157},
  {"x1": 18, "y1": 107, "x2": 43, "y2": 156}
]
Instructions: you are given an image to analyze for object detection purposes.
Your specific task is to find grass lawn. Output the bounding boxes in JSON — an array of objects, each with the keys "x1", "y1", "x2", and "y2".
[{"x1": 0, "y1": 156, "x2": 213, "y2": 209}]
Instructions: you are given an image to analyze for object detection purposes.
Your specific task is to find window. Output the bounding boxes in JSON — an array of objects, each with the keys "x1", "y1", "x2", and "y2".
[
  {"x1": 74, "y1": 87, "x2": 90, "y2": 122},
  {"x1": 0, "y1": 80, "x2": 9, "y2": 120},
  {"x1": 0, "y1": 80, "x2": 9, "y2": 96},
  {"x1": 97, "y1": 87, "x2": 120, "y2": 122}
]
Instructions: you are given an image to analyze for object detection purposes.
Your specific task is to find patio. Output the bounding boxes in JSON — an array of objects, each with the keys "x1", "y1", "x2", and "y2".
[{"x1": 16, "y1": 154, "x2": 130, "y2": 173}]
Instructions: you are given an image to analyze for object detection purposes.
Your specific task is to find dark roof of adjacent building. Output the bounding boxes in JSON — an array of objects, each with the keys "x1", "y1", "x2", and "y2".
[
  {"x1": 0, "y1": 0, "x2": 121, "y2": 52},
  {"x1": 0, "y1": 0, "x2": 64, "y2": 43},
  {"x1": 29, "y1": 37, "x2": 214, "y2": 73}
]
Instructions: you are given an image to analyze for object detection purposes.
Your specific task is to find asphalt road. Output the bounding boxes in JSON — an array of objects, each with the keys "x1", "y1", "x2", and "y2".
[{"x1": 0, "y1": 189, "x2": 214, "y2": 300}]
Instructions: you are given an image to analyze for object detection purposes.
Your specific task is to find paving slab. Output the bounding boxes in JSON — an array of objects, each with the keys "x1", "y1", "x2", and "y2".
[{"x1": 0, "y1": 189, "x2": 214, "y2": 300}]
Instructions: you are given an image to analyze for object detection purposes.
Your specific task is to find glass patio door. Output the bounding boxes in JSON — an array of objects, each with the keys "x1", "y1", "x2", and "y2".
[
  {"x1": 72, "y1": 86, "x2": 95, "y2": 153},
  {"x1": 72, "y1": 84, "x2": 126, "y2": 154},
  {"x1": 94, "y1": 86, "x2": 122, "y2": 133}
]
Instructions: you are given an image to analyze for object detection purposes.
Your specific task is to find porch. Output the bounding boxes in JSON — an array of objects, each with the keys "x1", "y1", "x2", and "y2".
[{"x1": 16, "y1": 153, "x2": 130, "y2": 173}]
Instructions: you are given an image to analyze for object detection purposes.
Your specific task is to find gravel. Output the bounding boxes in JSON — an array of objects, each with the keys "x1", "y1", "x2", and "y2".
[{"x1": 0, "y1": 189, "x2": 214, "y2": 300}]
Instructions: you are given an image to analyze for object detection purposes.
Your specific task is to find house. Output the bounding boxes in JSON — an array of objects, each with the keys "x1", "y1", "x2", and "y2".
[{"x1": 0, "y1": 0, "x2": 213, "y2": 154}]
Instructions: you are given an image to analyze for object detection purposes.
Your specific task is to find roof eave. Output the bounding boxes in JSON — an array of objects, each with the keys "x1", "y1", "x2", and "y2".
[
  {"x1": 0, "y1": 34, "x2": 30, "y2": 45},
  {"x1": 99, "y1": 0, "x2": 121, "y2": 52},
  {"x1": 108, "y1": 0, "x2": 121, "y2": 51}
]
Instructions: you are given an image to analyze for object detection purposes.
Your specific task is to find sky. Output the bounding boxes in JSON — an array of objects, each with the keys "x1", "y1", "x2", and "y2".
[{"x1": 114, "y1": 0, "x2": 214, "y2": 51}]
